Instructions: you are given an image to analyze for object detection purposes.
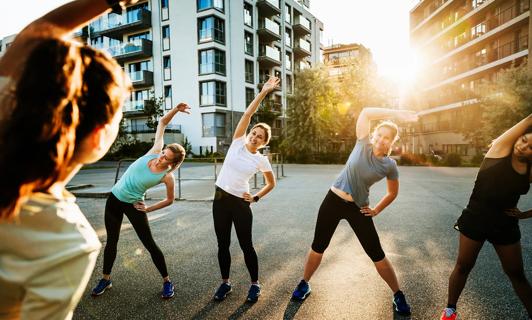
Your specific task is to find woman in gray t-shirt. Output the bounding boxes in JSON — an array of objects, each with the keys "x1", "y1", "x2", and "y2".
[{"x1": 291, "y1": 107, "x2": 418, "y2": 316}]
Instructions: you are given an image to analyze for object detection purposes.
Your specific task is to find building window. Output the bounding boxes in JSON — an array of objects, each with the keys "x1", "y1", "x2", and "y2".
[
  {"x1": 91, "y1": 36, "x2": 104, "y2": 49},
  {"x1": 162, "y1": 25, "x2": 170, "y2": 50},
  {"x1": 244, "y1": 2, "x2": 253, "y2": 27},
  {"x1": 200, "y1": 81, "x2": 226, "y2": 106},
  {"x1": 161, "y1": 0, "x2": 169, "y2": 20},
  {"x1": 244, "y1": 31, "x2": 253, "y2": 55},
  {"x1": 164, "y1": 85, "x2": 172, "y2": 110},
  {"x1": 199, "y1": 48, "x2": 226, "y2": 75},
  {"x1": 285, "y1": 29, "x2": 291, "y2": 47},
  {"x1": 126, "y1": 2, "x2": 149, "y2": 23},
  {"x1": 198, "y1": 16, "x2": 225, "y2": 44},
  {"x1": 197, "y1": 0, "x2": 224, "y2": 12},
  {"x1": 245, "y1": 88, "x2": 255, "y2": 106},
  {"x1": 163, "y1": 56, "x2": 171, "y2": 80},
  {"x1": 128, "y1": 31, "x2": 151, "y2": 41},
  {"x1": 202, "y1": 112, "x2": 226, "y2": 137},
  {"x1": 245, "y1": 60, "x2": 254, "y2": 83},
  {"x1": 285, "y1": 4, "x2": 291, "y2": 24}
]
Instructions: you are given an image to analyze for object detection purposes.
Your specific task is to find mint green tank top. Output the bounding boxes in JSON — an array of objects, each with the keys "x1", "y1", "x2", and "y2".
[{"x1": 111, "y1": 154, "x2": 168, "y2": 203}]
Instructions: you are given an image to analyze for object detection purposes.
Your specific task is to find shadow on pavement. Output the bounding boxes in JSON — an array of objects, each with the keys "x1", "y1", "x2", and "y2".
[
  {"x1": 227, "y1": 301, "x2": 254, "y2": 320},
  {"x1": 283, "y1": 299, "x2": 305, "y2": 320},
  {"x1": 190, "y1": 300, "x2": 218, "y2": 320}
]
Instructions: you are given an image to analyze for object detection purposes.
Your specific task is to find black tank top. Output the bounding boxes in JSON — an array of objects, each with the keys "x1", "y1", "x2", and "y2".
[{"x1": 467, "y1": 155, "x2": 531, "y2": 216}]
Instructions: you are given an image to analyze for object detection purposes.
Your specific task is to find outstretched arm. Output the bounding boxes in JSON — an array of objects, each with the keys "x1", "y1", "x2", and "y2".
[
  {"x1": 505, "y1": 208, "x2": 532, "y2": 219},
  {"x1": 360, "y1": 179, "x2": 399, "y2": 217},
  {"x1": 485, "y1": 114, "x2": 532, "y2": 158},
  {"x1": 0, "y1": 0, "x2": 139, "y2": 78},
  {"x1": 356, "y1": 107, "x2": 418, "y2": 140},
  {"x1": 148, "y1": 103, "x2": 190, "y2": 155},
  {"x1": 233, "y1": 76, "x2": 280, "y2": 140}
]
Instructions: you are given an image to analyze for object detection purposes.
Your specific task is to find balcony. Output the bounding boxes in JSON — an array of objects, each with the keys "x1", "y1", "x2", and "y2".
[
  {"x1": 125, "y1": 123, "x2": 181, "y2": 134},
  {"x1": 294, "y1": 38, "x2": 311, "y2": 57},
  {"x1": 295, "y1": 59, "x2": 311, "y2": 72},
  {"x1": 258, "y1": 74, "x2": 282, "y2": 91},
  {"x1": 258, "y1": 45, "x2": 281, "y2": 67},
  {"x1": 293, "y1": 16, "x2": 311, "y2": 35},
  {"x1": 108, "y1": 39, "x2": 152, "y2": 64},
  {"x1": 129, "y1": 70, "x2": 154, "y2": 88},
  {"x1": 257, "y1": 18, "x2": 281, "y2": 42},
  {"x1": 90, "y1": 8, "x2": 152, "y2": 40},
  {"x1": 123, "y1": 99, "x2": 153, "y2": 116},
  {"x1": 256, "y1": 0, "x2": 281, "y2": 16},
  {"x1": 72, "y1": 27, "x2": 88, "y2": 41}
]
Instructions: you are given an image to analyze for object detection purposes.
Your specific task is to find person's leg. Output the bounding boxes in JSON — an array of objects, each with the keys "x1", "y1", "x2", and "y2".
[
  {"x1": 102, "y1": 194, "x2": 125, "y2": 278},
  {"x1": 124, "y1": 204, "x2": 169, "y2": 281},
  {"x1": 305, "y1": 191, "x2": 343, "y2": 282},
  {"x1": 213, "y1": 197, "x2": 233, "y2": 282},
  {"x1": 447, "y1": 233, "x2": 484, "y2": 307},
  {"x1": 493, "y1": 241, "x2": 532, "y2": 315},
  {"x1": 233, "y1": 200, "x2": 258, "y2": 283}
]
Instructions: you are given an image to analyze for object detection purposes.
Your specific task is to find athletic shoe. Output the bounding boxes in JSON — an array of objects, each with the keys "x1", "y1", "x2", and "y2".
[
  {"x1": 213, "y1": 282, "x2": 232, "y2": 301},
  {"x1": 292, "y1": 280, "x2": 311, "y2": 301},
  {"x1": 247, "y1": 284, "x2": 261, "y2": 303},
  {"x1": 161, "y1": 281, "x2": 175, "y2": 299},
  {"x1": 440, "y1": 308, "x2": 457, "y2": 320},
  {"x1": 91, "y1": 279, "x2": 112, "y2": 296},
  {"x1": 392, "y1": 291, "x2": 411, "y2": 316}
]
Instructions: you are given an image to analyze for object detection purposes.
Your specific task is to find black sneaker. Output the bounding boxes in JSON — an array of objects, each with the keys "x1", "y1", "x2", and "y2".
[
  {"x1": 214, "y1": 282, "x2": 232, "y2": 301},
  {"x1": 246, "y1": 284, "x2": 261, "y2": 303},
  {"x1": 393, "y1": 291, "x2": 411, "y2": 316},
  {"x1": 91, "y1": 279, "x2": 112, "y2": 296}
]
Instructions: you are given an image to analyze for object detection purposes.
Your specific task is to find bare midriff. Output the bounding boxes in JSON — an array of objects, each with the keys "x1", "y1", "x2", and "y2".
[{"x1": 330, "y1": 186, "x2": 354, "y2": 202}]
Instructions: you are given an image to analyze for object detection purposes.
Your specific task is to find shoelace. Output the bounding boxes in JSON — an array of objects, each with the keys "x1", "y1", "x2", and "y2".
[{"x1": 444, "y1": 308, "x2": 456, "y2": 317}]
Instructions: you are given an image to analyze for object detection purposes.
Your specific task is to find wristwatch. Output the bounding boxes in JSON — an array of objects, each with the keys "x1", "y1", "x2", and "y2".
[
  {"x1": 106, "y1": 0, "x2": 124, "y2": 14},
  {"x1": 253, "y1": 195, "x2": 260, "y2": 202}
]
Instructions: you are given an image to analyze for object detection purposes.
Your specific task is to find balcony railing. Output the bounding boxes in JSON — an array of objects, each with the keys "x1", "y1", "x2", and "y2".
[
  {"x1": 128, "y1": 70, "x2": 154, "y2": 87},
  {"x1": 258, "y1": 45, "x2": 281, "y2": 66},
  {"x1": 257, "y1": 18, "x2": 281, "y2": 41},
  {"x1": 108, "y1": 39, "x2": 152, "y2": 63},
  {"x1": 411, "y1": 0, "x2": 451, "y2": 29},
  {"x1": 125, "y1": 123, "x2": 181, "y2": 134},
  {"x1": 294, "y1": 38, "x2": 311, "y2": 57},
  {"x1": 293, "y1": 15, "x2": 311, "y2": 35},
  {"x1": 434, "y1": 35, "x2": 528, "y2": 84},
  {"x1": 90, "y1": 8, "x2": 151, "y2": 39},
  {"x1": 256, "y1": 0, "x2": 281, "y2": 16},
  {"x1": 123, "y1": 99, "x2": 152, "y2": 114}
]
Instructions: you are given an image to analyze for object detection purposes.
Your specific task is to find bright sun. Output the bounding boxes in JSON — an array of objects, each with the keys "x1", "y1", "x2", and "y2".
[{"x1": 377, "y1": 47, "x2": 421, "y2": 88}]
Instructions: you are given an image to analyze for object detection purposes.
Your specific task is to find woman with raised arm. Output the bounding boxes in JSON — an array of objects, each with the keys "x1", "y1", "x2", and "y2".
[
  {"x1": 212, "y1": 77, "x2": 279, "y2": 303},
  {"x1": 441, "y1": 115, "x2": 532, "y2": 320},
  {"x1": 0, "y1": 1, "x2": 134, "y2": 318},
  {"x1": 291, "y1": 107, "x2": 418, "y2": 316},
  {"x1": 90, "y1": 103, "x2": 190, "y2": 299}
]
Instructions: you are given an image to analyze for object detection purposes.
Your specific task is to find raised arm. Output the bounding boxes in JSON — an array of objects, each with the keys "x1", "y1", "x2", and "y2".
[
  {"x1": 148, "y1": 103, "x2": 190, "y2": 155},
  {"x1": 233, "y1": 76, "x2": 280, "y2": 140},
  {"x1": 485, "y1": 114, "x2": 532, "y2": 158},
  {"x1": 356, "y1": 107, "x2": 418, "y2": 140},
  {"x1": 0, "y1": 0, "x2": 139, "y2": 78}
]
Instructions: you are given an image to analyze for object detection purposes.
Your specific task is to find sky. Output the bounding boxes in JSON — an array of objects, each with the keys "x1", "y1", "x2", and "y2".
[{"x1": 0, "y1": 0, "x2": 421, "y2": 83}]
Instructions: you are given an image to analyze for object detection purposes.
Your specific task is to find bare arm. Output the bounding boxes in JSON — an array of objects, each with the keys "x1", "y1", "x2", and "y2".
[
  {"x1": 233, "y1": 76, "x2": 280, "y2": 140},
  {"x1": 356, "y1": 107, "x2": 418, "y2": 140},
  {"x1": 0, "y1": 0, "x2": 139, "y2": 78},
  {"x1": 133, "y1": 173, "x2": 175, "y2": 213},
  {"x1": 360, "y1": 179, "x2": 399, "y2": 217},
  {"x1": 485, "y1": 114, "x2": 532, "y2": 158},
  {"x1": 505, "y1": 207, "x2": 532, "y2": 220},
  {"x1": 148, "y1": 103, "x2": 190, "y2": 155},
  {"x1": 243, "y1": 171, "x2": 276, "y2": 202}
]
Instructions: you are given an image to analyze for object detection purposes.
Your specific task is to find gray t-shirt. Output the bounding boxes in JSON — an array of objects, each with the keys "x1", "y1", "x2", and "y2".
[{"x1": 332, "y1": 136, "x2": 399, "y2": 207}]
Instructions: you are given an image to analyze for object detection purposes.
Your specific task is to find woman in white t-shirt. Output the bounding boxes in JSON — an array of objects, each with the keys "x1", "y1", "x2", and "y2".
[
  {"x1": 0, "y1": 1, "x2": 133, "y2": 319},
  {"x1": 212, "y1": 76, "x2": 279, "y2": 303}
]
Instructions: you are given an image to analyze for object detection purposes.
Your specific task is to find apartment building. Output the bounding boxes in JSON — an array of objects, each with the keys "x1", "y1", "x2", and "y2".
[
  {"x1": 66, "y1": 0, "x2": 323, "y2": 155},
  {"x1": 407, "y1": 0, "x2": 530, "y2": 156},
  {"x1": 322, "y1": 43, "x2": 372, "y2": 78}
]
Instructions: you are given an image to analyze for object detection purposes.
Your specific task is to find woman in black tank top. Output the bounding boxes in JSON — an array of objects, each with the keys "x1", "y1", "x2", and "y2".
[{"x1": 440, "y1": 115, "x2": 532, "y2": 320}]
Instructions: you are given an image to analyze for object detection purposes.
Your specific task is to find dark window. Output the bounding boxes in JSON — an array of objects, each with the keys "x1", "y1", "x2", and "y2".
[
  {"x1": 245, "y1": 31, "x2": 253, "y2": 55},
  {"x1": 197, "y1": 0, "x2": 224, "y2": 12},
  {"x1": 198, "y1": 49, "x2": 226, "y2": 75},
  {"x1": 245, "y1": 88, "x2": 255, "y2": 106},
  {"x1": 128, "y1": 31, "x2": 151, "y2": 41},
  {"x1": 198, "y1": 16, "x2": 225, "y2": 44},
  {"x1": 245, "y1": 60, "x2": 254, "y2": 83},
  {"x1": 200, "y1": 81, "x2": 226, "y2": 106},
  {"x1": 244, "y1": 2, "x2": 253, "y2": 27},
  {"x1": 202, "y1": 112, "x2": 226, "y2": 137}
]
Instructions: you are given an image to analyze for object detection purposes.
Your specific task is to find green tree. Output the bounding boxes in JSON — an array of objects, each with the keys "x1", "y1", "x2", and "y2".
[
  {"x1": 461, "y1": 64, "x2": 532, "y2": 153},
  {"x1": 145, "y1": 91, "x2": 165, "y2": 129}
]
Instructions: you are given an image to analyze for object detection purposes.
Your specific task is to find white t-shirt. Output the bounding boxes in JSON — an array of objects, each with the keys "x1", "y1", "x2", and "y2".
[
  {"x1": 215, "y1": 136, "x2": 273, "y2": 198},
  {"x1": 0, "y1": 192, "x2": 101, "y2": 320}
]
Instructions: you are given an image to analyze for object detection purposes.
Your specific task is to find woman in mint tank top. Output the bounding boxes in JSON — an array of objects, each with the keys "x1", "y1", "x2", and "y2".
[
  {"x1": 291, "y1": 107, "x2": 419, "y2": 317},
  {"x1": 91, "y1": 103, "x2": 190, "y2": 300}
]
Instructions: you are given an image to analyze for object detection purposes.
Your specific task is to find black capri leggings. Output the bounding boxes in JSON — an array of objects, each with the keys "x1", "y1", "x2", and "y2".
[
  {"x1": 103, "y1": 193, "x2": 169, "y2": 278},
  {"x1": 212, "y1": 187, "x2": 258, "y2": 282},
  {"x1": 311, "y1": 190, "x2": 385, "y2": 262}
]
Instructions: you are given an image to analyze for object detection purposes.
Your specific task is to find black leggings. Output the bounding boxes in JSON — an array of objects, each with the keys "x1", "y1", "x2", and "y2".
[
  {"x1": 103, "y1": 193, "x2": 169, "y2": 278},
  {"x1": 311, "y1": 190, "x2": 385, "y2": 262},
  {"x1": 212, "y1": 187, "x2": 258, "y2": 282}
]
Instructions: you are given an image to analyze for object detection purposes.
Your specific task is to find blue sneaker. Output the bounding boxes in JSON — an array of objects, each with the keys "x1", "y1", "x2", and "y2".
[
  {"x1": 247, "y1": 284, "x2": 261, "y2": 303},
  {"x1": 91, "y1": 279, "x2": 112, "y2": 296},
  {"x1": 393, "y1": 291, "x2": 411, "y2": 316},
  {"x1": 161, "y1": 281, "x2": 174, "y2": 299},
  {"x1": 214, "y1": 282, "x2": 232, "y2": 301},
  {"x1": 292, "y1": 280, "x2": 311, "y2": 301}
]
